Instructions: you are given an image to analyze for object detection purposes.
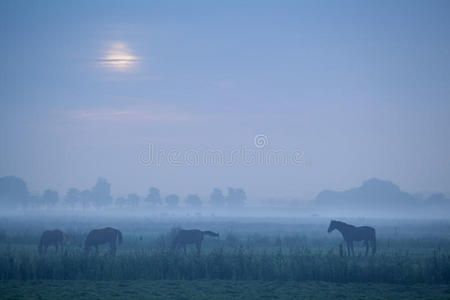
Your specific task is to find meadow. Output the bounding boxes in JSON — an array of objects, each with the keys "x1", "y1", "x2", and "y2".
[{"x1": 1, "y1": 214, "x2": 450, "y2": 298}]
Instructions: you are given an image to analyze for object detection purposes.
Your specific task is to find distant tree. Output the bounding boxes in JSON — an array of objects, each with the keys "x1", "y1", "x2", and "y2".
[
  {"x1": 226, "y1": 188, "x2": 246, "y2": 207},
  {"x1": 165, "y1": 194, "x2": 180, "y2": 208},
  {"x1": 115, "y1": 196, "x2": 127, "y2": 208},
  {"x1": 126, "y1": 193, "x2": 140, "y2": 207},
  {"x1": 315, "y1": 178, "x2": 417, "y2": 211},
  {"x1": 41, "y1": 189, "x2": 59, "y2": 208},
  {"x1": 115, "y1": 194, "x2": 139, "y2": 208},
  {"x1": 428, "y1": 193, "x2": 450, "y2": 207},
  {"x1": 91, "y1": 178, "x2": 113, "y2": 208},
  {"x1": 210, "y1": 188, "x2": 225, "y2": 207},
  {"x1": 0, "y1": 176, "x2": 30, "y2": 209},
  {"x1": 186, "y1": 194, "x2": 202, "y2": 208},
  {"x1": 29, "y1": 194, "x2": 40, "y2": 209},
  {"x1": 80, "y1": 189, "x2": 92, "y2": 210},
  {"x1": 64, "y1": 188, "x2": 80, "y2": 210},
  {"x1": 145, "y1": 187, "x2": 162, "y2": 206}
]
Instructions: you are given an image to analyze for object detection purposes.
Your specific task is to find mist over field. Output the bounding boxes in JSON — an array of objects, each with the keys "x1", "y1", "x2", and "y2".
[
  {"x1": 1, "y1": 0, "x2": 450, "y2": 299},
  {"x1": 1, "y1": 175, "x2": 450, "y2": 219}
]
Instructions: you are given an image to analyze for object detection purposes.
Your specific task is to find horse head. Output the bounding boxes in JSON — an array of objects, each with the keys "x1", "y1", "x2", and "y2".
[
  {"x1": 328, "y1": 220, "x2": 337, "y2": 233},
  {"x1": 203, "y1": 230, "x2": 219, "y2": 237}
]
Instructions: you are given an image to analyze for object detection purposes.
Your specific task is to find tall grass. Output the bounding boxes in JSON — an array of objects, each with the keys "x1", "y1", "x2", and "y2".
[{"x1": 1, "y1": 246, "x2": 449, "y2": 284}]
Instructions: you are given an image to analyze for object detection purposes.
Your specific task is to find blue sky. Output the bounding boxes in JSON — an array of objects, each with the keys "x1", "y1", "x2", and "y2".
[{"x1": 1, "y1": 0, "x2": 449, "y2": 200}]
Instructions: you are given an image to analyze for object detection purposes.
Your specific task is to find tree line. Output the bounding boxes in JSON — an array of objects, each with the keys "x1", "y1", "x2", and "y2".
[{"x1": 0, "y1": 176, "x2": 246, "y2": 210}]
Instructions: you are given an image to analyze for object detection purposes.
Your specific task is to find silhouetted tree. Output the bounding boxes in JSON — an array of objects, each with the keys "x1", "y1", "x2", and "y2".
[
  {"x1": 41, "y1": 189, "x2": 59, "y2": 208},
  {"x1": 210, "y1": 188, "x2": 225, "y2": 207},
  {"x1": 64, "y1": 188, "x2": 80, "y2": 210},
  {"x1": 165, "y1": 194, "x2": 180, "y2": 208},
  {"x1": 428, "y1": 193, "x2": 450, "y2": 207},
  {"x1": 0, "y1": 176, "x2": 30, "y2": 209},
  {"x1": 315, "y1": 178, "x2": 416, "y2": 211},
  {"x1": 115, "y1": 196, "x2": 127, "y2": 208},
  {"x1": 145, "y1": 187, "x2": 162, "y2": 206},
  {"x1": 126, "y1": 193, "x2": 140, "y2": 207},
  {"x1": 28, "y1": 194, "x2": 40, "y2": 209},
  {"x1": 186, "y1": 194, "x2": 202, "y2": 208},
  {"x1": 115, "y1": 193, "x2": 140, "y2": 208},
  {"x1": 80, "y1": 189, "x2": 91, "y2": 210},
  {"x1": 91, "y1": 178, "x2": 112, "y2": 208},
  {"x1": 226, "y1": 187, "x2": 246, "y2": 207}
]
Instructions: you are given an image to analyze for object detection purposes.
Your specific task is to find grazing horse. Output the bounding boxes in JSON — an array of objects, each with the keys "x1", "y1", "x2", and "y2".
[
  {"x1": 172, "y1": 229, "x2": 219, "y2": 254},
  {"x1": 327, "y1": 220, "x2": 376, "y2": 256},
  {"x1": 38, "y1": 229, "x2": 67, "y2": 254},
  {"x1": 85, "y1": 227, "x2": 123, "y2": 255}
]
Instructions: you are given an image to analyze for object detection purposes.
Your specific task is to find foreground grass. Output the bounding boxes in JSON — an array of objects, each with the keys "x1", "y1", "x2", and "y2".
[
  {"x1": 2, "y1": 246, "x2": 450, "y2": 284},
  {"x1": 1, "y1": 280, "x2": 450, "y2": 299}
]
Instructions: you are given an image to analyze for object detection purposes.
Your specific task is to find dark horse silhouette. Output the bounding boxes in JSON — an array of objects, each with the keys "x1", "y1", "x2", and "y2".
[
  {"x1": 38, "y1": 229, "x2": 67, "y2": 254},
  {"x1": 172, "y1": 229, "x2": 219, "y2": 254},
  {"x1": 328, "y1": 220, "x2": 376, "y2": 256},
  {"x1": 85, "y1": 227, "x2": 122, "y2": 255}
]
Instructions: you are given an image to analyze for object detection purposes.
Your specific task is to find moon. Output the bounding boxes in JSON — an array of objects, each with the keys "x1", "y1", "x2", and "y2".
[{"x1": 98, "y1": 42, "x2": 139, "y2": 72}]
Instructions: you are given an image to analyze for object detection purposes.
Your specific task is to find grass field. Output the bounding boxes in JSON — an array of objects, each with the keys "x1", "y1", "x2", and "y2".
[
  {"x1": 1, "y1": 280, "x2": 450, "y2": 299},
  {"x1": 1, "y1": 215, "x2": 450, "y2": 298},
  {"x1": 1, "y1": 246, "x2": 450, "y2": 284}
]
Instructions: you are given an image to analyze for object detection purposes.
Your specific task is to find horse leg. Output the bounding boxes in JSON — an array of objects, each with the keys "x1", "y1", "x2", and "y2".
[
  {"x1": 350, "y1": 242, "x2": 355, "y2": 257},
  {"x1": 364, "y1": 241, "x2": 369, "y2": 257},
  {"x1": 346, "y1": 241, "x2": 351, "y2": 257},
  {"x1": 110, "y1": 241, "x2": 116, "y2": 255}
]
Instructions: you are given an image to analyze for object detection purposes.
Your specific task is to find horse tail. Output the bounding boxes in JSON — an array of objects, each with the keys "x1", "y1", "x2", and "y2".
[
  {"x1": 115, "y1": 229, "x2": 123, "y2": 245},
  {"x1": 202, "y1": 230, "x2": 219, "y2": 237}
]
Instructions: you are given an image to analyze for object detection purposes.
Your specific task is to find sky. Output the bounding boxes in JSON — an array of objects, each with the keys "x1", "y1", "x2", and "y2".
[{"x1": 1, "y1": 0, "x2": 449, "y2": 201}]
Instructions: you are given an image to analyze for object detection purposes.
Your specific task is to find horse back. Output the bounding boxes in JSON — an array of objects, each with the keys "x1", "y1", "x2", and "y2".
[
  {"x1": 177, "y1": 229, "x2": 203, "y2": 244},
  {"x1": 86, "y1": 227, "x2": 117, "y2": 246},
  {"x1": 354, "y1": 226, "x2": 376, "y2": 241}
]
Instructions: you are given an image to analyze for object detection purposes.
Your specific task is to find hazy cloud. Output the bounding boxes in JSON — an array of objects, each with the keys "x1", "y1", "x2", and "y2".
[{"x1": 71, "y1": 109, "x2": 194, "y2": 122}]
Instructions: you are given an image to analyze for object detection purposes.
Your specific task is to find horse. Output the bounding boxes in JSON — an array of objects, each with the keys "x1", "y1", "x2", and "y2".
[
  {"x1": 38, "y1": 229, "x2": 68, "y2": 254},
  {"x1": 327, "y1": 220, "x2": 376, "y2": 256},
  {"x1": 172, "y1": 229, "x2": 219, "y2": 254},
  {"x1": 84, "y1": 227, "x2": 123, "y2": 255}
]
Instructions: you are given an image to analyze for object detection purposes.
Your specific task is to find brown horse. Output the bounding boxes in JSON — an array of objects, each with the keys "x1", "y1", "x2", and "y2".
[
  {"x1": 38, "y1": 229, "x2": 67, "y2": 254},
  {"x1": 328, "y1": 220, "x2": 376, "y2": 256},
  {"x1": 172, "y1": 229, "x2": 219, "y2": 254},
  {"x1": 84, "y1": 227, "x2": 123, "y2": 255}
]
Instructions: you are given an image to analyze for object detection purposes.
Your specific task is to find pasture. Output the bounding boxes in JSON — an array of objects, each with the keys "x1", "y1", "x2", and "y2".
[{"x1": 1, "y1": 215, "x2": 450, "y2": 298}]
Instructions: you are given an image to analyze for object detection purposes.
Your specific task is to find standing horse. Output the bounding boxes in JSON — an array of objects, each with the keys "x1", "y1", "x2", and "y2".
[
  {"x1": 327, "y1": 220, "x2": 376, "y2": 256},
  {"x1": 85, "y1": 227, "x2": 123, "y2": 255},
  {"x1": 172, "y1": 229, "x2": 219, "y2": 254},
  {"x1": 38, "y1": 229, "x2": 67, "y2": 254}
]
